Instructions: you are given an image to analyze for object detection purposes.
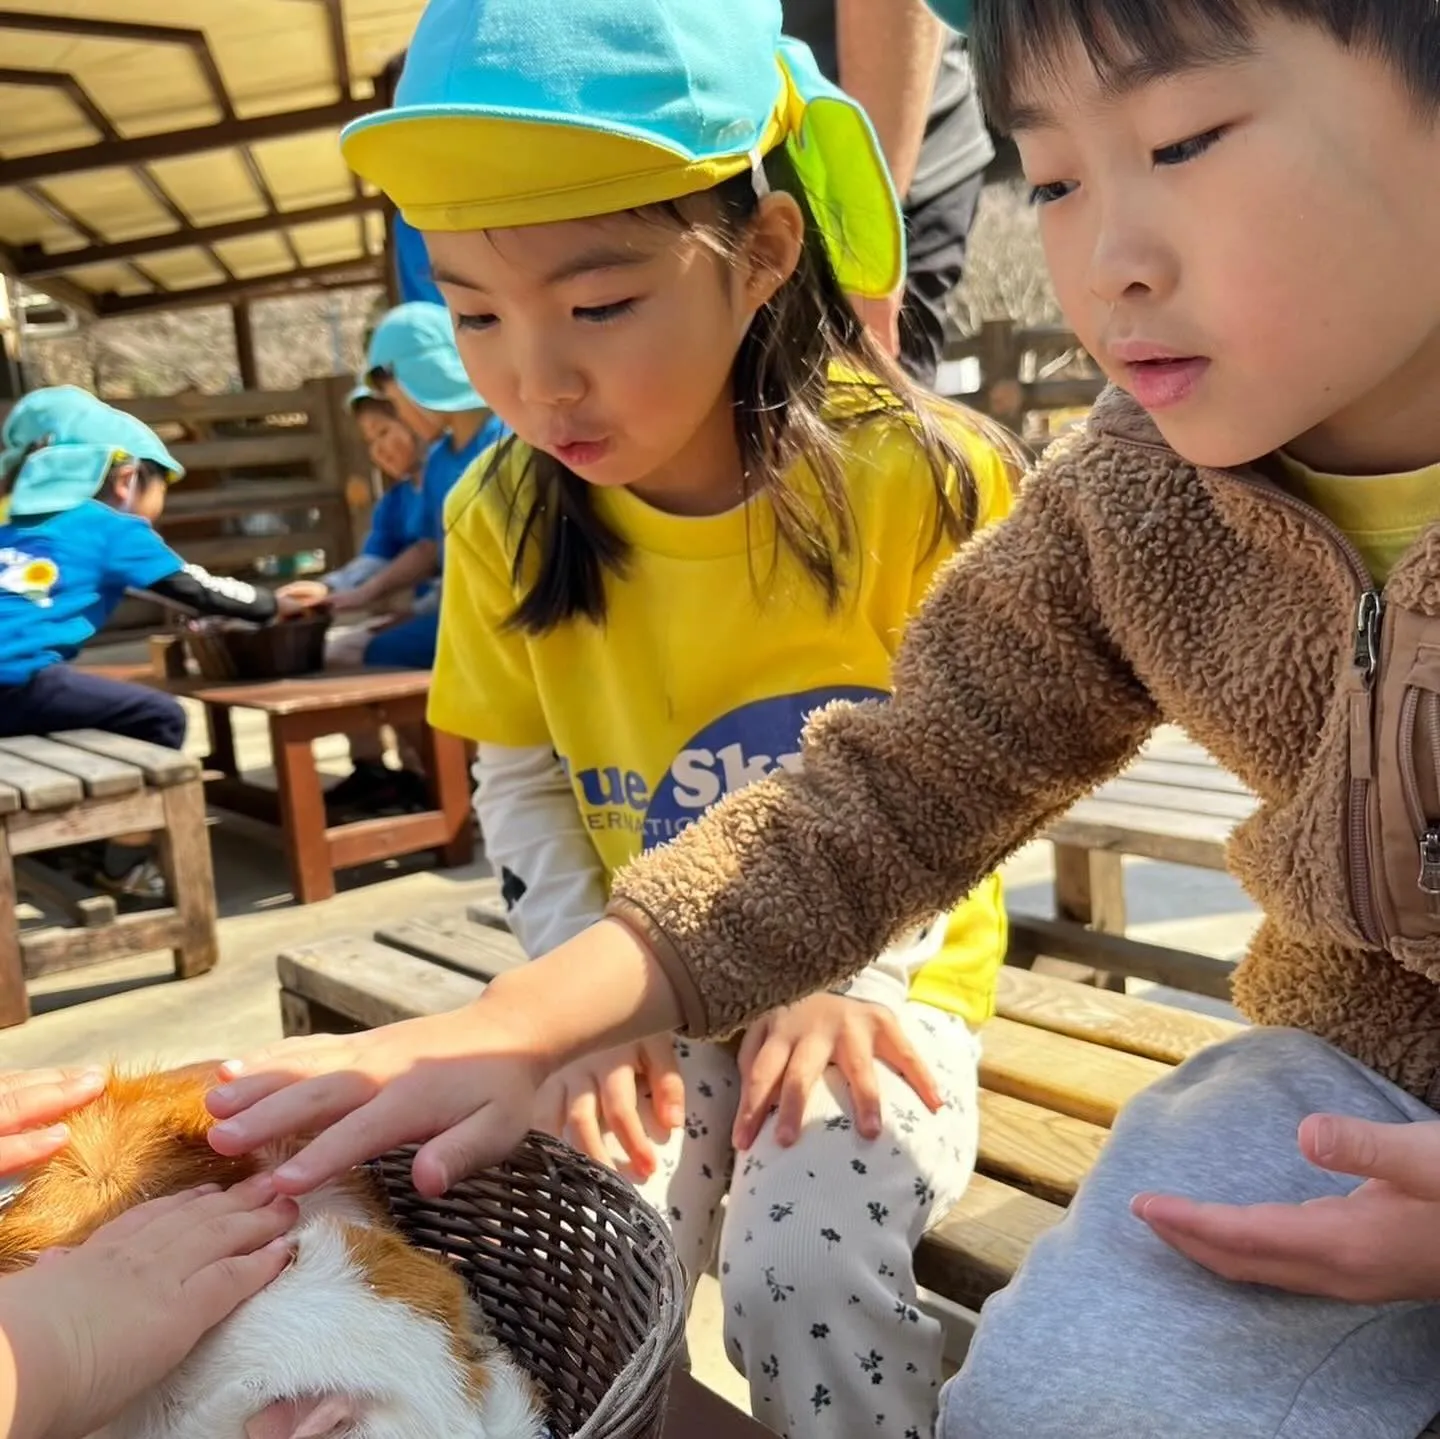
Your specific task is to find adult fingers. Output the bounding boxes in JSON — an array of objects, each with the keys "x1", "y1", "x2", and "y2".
[
  {"x1": 0, "y1": 1068, "x2": 105, "y2": 1137},
  {"x1": 0, "y1": 1125, "x2": 73, "y2": 1178}
]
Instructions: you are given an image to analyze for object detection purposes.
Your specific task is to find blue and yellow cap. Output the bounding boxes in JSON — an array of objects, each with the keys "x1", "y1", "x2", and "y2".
[
  {"x1": 340, "y1": 0, "x2": 904, "y2": 300},
  {"x1": 365, "y1": 302, "x2": 486, "y2": 413},
  {"x1": 1, "y1": 387, "x2": 183, "y2": 519}
]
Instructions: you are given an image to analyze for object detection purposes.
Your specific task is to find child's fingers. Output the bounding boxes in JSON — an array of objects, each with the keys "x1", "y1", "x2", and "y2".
[
  {"x1": 834, "y1": 1032, "x2": 884, "y2": 1141},
  {"x1": 564, "y1": 1090, "x2": 616, "y2": 1172},
  {"x1": 180, "y1": 1234, "x2": 297, "y2": 1331},
  {"x1": 96, "y1": 1184, "x2": 225, "y2": 1244},
  {"x1": 153, "y1": 1176, "x2": 298, "y2": 1272},
  {"x1": 0, "y1": 1124, "x2": 73, "y2": 1179},
  {"x1": 0, "y1": 1067, "x2": 105, "y2": 1136},
  {"x1": 1301, "y1": 1114, "x2": 1440, "y2": 1198},
  {"x1": 601, "y1": 1068, "x2": 656, "y2": 1177},
  {"x1": 263, "y1": 1088, "x2": 420, "y2": 1194},
  {"x1": 773, "y1": 1035, "x2": 831, "y2": 1146},
  {"x1": 873, "y1": 1016, "x2": 942, "y2": 1112},
  {"x1": 733, "y1": 1037, "x2": 789, "y2": 1151},
  {"x1": 640, "y1": 1037, "x2": 685, "y2": 1133},
  {"x1": 207, "y1": 1071, "x2": 382, "y2": 1158},
  {"x1": 411, "y1": 1105, "x2": 533, "y2": 1198},
  {"x1": 207, "y1": 1037, "x2": 358, "y2": 1118}
]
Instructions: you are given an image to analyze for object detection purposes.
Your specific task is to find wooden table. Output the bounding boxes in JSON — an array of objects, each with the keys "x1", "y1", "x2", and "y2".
[
  {"x1": 275, "y1": 892, "x2": 1242, "y2": 1324},
  {"x1": 152, "y1": 670, "x2": 473, "y2": 904},
  {"x1": 1020, "y1": 729, "x2": 1258, "y2": 998},
  {"x1": 0, "y1": 730, "x2": 217, "y2": 1027}
]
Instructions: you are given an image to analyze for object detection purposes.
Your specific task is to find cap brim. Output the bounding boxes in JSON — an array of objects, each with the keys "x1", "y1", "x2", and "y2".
[{"x1": 8, "y1": 444, "x2": 114, "y2": 517}]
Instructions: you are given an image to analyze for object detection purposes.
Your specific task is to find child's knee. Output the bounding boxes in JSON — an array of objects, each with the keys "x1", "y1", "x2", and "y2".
[{"x1": 149, "y1": 695, "x2": 187, "y2": 750}]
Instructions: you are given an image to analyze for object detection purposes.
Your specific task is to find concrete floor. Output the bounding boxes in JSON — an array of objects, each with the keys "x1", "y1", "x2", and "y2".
[{"x1": 0, "y1": 684, "x2": 1260, "y2": 1419}]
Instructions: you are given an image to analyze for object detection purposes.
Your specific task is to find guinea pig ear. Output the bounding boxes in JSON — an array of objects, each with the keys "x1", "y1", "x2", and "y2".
[{"x1": 243, "y1": 1394, "x2": 360, "y2": 1439}]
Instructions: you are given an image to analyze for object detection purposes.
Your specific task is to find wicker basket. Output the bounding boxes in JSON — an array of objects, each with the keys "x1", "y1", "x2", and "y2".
[
  {"x1": 184, "y1": 613, "x2": 331, "y2": 682},
  {"x1": 373, "y1": 1132, "x2": 686, "y2": 1439}
]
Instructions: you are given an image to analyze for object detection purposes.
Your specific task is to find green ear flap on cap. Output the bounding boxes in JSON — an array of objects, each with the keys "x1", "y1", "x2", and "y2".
[{"x1": 776, "y1": 40, "x2": 905, "y2": 300}]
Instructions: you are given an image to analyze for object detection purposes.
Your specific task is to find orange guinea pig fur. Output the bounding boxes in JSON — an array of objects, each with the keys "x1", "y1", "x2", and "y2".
[{"x1": 0, "y1": 1064, "x2": 546, "y2": 1439}]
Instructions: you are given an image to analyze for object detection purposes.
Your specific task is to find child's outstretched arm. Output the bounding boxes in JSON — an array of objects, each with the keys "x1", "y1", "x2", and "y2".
[{"x1": 207, "y1": 452, "x2": 1160, "y2": 1193}]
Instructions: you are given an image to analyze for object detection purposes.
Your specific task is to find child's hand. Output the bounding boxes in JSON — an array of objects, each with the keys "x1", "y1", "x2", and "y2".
[
  {"x1": 732, "y1": 994, "x2": 942, "y2": 1151},
  {"x1": 535, "y1": 1037, "x2": 685, "y2": 1181},
  {"x1": 274, "y1": 580, "x2": 330, "y2": 612},
  {"x1": 0, "y1": 1174, "x2": 297, "y2": 1439},
  {"x1": 1133, "y1": 1113, "x2": 1440, "y2": 1302},
  {"x1": 205, "y1": 1002, "x2": 552, "y2": 1197},
  {"x1": 0, "y1": 1068, "x2": 105, "y2": 1177}
]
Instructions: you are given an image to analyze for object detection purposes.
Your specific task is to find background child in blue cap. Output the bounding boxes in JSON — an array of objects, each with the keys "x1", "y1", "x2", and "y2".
[
  {"x1": 0, "y1": 387, "x2": 287, "y2": 899},
  {"x1": 217, "y1": 3, "x2": 1020, "y2": 1435}
]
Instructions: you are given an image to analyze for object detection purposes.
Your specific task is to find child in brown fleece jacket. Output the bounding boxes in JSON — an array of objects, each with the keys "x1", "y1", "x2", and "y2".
[{"x1": 208, "y1": 0, "x2": 1440, "y2": 1433}]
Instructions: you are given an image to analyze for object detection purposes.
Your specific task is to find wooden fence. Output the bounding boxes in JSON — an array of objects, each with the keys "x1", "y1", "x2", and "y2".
[{"x1": 942, "y1": 319, "x2": 1104, "y2": 436}]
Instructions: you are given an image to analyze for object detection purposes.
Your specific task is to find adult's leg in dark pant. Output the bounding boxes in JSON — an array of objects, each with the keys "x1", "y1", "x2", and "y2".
[
  {"x1": 0, "y1": 665, "x2": 187, "y2": 748},
  {"x1": 898, "y1": 170, "x2": 986, "y2": 389}
]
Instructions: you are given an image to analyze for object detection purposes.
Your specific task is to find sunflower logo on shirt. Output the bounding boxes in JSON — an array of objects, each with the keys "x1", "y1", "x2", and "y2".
[{"x1": 0, "y1": 553, "x2": 60, "y2": 607}]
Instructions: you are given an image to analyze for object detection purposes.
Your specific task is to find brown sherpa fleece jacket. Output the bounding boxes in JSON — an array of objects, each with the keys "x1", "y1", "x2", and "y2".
[{"x1": 608, "y1": 386, "x2": 1440, "y2": 1105}]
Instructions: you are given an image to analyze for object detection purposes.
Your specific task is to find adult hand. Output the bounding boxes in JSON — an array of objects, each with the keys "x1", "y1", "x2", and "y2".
[
  {"x1": 535, "y1": 1037, "x2": 684, "y2": 1181},
  {"x1": 1134, "y1": 1114, "x2": 1440, "y2": 1302},
  {"x1": 0, "y1": 1175, "x2": 298, "y2": 1439},
  {"x1": 732, "y1": 993, "x2": 941, "y2": 1150},
  {"x1": 0, "y1": 1069, "x2": 105, "y2": 1177}
]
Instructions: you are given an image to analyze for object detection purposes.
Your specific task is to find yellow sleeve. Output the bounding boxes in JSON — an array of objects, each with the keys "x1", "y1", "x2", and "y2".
[
  {"x1": 908, "y1": 421, "x2": 1018, "y2": 612},
  {"x1": 427, "y1": 462, "x2": 549, "y2": 746}
]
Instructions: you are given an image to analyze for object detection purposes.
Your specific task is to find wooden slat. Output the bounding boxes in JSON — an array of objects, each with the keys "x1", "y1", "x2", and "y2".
[
  {"x1": 50, "y1": 731, "x2": 199, "y2": 786},
  {"x1": 0, "y1": 752, "x2": 82, "y2": 810},
  {"x1": 466, "y1": 890, "x2": 509, "y2": 931},
  {"x1": 979, "y1": 1016, "x2": 1168, "y2": 1127},
  {"x1": 1007, "y1": 915, "x2": 1237, "y2": 1001},
  {"x1": 375, "y1": 916, "x2": 528, "y2": 983},
  {"x1": 1046, "y1": 796, "x2": 1234, "y2": 869},
  {"x1": 996, "y1": 964, "x2": 1240, "y2": 1062},
  {"x1": 0, "y1": 736, "x2": 141, "y2": 798},
  {"x1": 1125, "y1": 758, "x2": 1252, "y2": 797},
  {"x1": 277, "y1": 938, "x2": 485, "y2": 1030},
  {"x1": 976, "y1": 1089, "x2": 1108, "y2": 1206},
  {"x1": 6, "y1": 790, "x2": 165, "y2": 856},
  {"x1": 21, "y1": 911, "x2": 184, "y2": 978},
  {"x1": 0, "y1": 780, "x2": 19, "y2": 817},
  {"x1": 1090, "y1": 777, "x2": 1257, "y2": 823},
  {"x1": 915, "y1": 1173, "x2": 1063, "y2": 1312},
  {"x1": 14, "y1": 857, "x2": 117, "y2": 929}
]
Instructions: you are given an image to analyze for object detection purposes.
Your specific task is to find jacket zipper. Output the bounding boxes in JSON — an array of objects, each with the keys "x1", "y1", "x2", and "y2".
[{"x1": 1111, "y1": 434, "x2": 1388, "y2": 944}]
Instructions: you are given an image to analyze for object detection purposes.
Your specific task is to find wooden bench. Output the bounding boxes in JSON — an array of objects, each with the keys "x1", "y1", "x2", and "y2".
[
  {"x1": 276, "y1": 897, "x2": 1242, "y2": 1318},
  {"x1": 146, "y1": 669, "x2": 474, "y2": 904},
  {"x1": 0, "y1": 730, "x2": 217, "y2": 1027},
  {"x1": 1020, "y1": 729, "x2": 1257, "y2": 1000}
]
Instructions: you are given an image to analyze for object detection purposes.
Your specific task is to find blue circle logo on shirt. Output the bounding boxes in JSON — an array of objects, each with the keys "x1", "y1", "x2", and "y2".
[{"x1": 641, "y1": 686, "x2": 887, "y2": 851}]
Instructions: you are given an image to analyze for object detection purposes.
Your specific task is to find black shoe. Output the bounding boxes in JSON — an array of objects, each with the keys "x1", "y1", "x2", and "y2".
[{"x1": 325, "y1": 761, "x2": 432, "y2": 819}]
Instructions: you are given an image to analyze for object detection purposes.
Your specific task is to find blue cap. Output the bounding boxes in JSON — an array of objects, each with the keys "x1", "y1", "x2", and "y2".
[
  {"x1": 0, "y1": 387, "x2": 183, "y2": 517},
  {"x1": 365, "y1": 302, "x2": 486, "y2": 413},
  {"x1": 340, "y1": 0, "x2": 904, "y2": 299},
  {"x1": 346, "y1": 382, "x2": 375, "y2": 408},
  {"x1": 925, "y1": 0, "x2": 970, "y2": 27}
]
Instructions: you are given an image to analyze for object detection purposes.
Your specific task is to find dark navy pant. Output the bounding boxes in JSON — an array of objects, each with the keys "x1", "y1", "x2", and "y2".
[{"x1": 0, "y1": 663, "x2": 187, "y2": 749}]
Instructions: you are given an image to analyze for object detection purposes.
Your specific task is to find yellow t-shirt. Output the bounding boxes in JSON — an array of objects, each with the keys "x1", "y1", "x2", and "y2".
[
  {"x1": 1282, "y1": 454, "x2": 1440, "y2": 585},
  {"x1": 432, "y1": 407, "x2": 1016, "y2": 1025}
]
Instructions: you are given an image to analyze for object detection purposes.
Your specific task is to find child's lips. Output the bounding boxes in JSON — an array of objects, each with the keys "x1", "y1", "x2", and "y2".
[
  {"x1": 551, "y1": 436, "x2": 612, "y2": 467},
  {"x1": 1120, "y1": 355, "x2": 1211, "y2": 410}
]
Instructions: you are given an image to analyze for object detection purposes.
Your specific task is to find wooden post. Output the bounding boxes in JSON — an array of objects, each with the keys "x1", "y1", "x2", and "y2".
[
  {"x1": 0, "y1": 826, "x2": 28, "y2": 1027},
  {"x1": 271, "y1": 716, "x2": 336, "y2": 903},
  {"x1": 1049, "y1": 844, "x2": 1128, "y2": 992},
  {"x1": 309, "y1": 375, "x2": 367, "y2": 567},
  {"x1": 977, "y1": 319, "x2": 1024, "y2": 428},
  {"x1": 232, "y1": 301, "x2": 259, "y2": 390},
  {"x1": 420, "y1": 722, "x2": 475, "y2": 870},
  {"x1": 159, "y1": 779, "x2": 220, "y2": 980}
]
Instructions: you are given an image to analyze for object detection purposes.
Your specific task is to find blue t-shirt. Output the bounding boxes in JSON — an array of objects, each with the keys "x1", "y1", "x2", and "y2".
[
  {"x1": 393, "y1": 217, "x2": 443, "y2": 307},
  {"x1": 363, "y1": 480, "x2": 429, "y2": 562},
  {"x1": 421, "y1": 415, "x2": 507, "y2": 566},
  {"x1": 0, "y1": 501, "x2": 182, "y2": 685}
]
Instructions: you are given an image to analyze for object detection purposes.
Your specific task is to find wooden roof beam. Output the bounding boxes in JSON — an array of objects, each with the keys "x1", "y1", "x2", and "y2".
[
  {"x1": 93, "y1": 259, "x2": 382, "y2": 316},
  {"x1": 0, "y1": 242, "x2": 96, "y2": 318},
  {"x1": 0, "y1": 98, "x2": 370, "y2": 187}
]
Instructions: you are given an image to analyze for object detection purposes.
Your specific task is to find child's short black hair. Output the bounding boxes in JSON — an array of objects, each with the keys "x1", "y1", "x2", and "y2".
[
  {"x1": 974, "y1": 0, "x2": 1440, "y2": 132},
  {"x1": 96, "y1": 458, "x2": 167, "y2": 503}
]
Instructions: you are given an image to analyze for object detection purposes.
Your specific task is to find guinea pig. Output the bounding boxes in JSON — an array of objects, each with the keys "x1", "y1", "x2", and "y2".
[{"x1": 0, "y1": 1064, "x2": 547, "y2": 1439}]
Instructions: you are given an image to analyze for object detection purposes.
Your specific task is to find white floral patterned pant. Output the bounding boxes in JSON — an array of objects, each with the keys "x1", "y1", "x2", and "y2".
[{"x1": 626, "y1": 1004, "x2": 981, "y2": 1439}]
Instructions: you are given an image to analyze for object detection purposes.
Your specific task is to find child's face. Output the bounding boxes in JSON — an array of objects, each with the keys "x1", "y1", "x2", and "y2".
[
  {"x1": 110, "y1": 464, "x2": 167, "y2": 523},
  {"x1": 356, "y1": 407, "x2": 419, "y2": 481},
  {"x1": 1014, "y1": 14, "x2": 1440, "y2": 472},
  {"x1": 425, "y1": 200, "x2": 794, "y2": 512},
  {"x1": 376, "y1": 380, "x2": 445, "y2": 446}
]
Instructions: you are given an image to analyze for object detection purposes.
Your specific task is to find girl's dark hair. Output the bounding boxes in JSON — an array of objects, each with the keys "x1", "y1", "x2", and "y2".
[
  {"x1": 477, "y1": 146, "x2": 1023, "y2": 635},
  {"x1": 974, "y1": 0, "x2": 1440, "y2": 134}
]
